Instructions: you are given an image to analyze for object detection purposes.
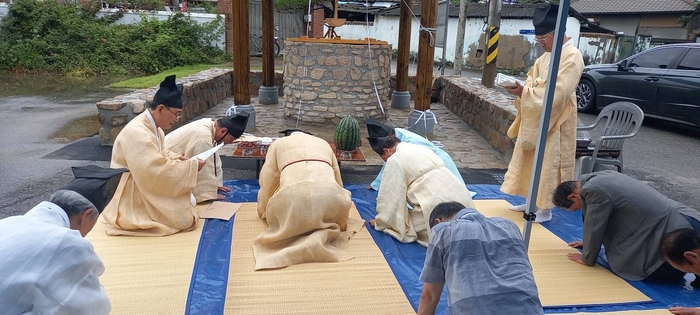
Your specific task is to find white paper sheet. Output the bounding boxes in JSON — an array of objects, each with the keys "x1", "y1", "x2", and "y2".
[
  {"x1": 190, "y1": 143, "x2": 224, "y2": 161},
  {"x1": 496, "y1": 73, "x2": 524, "y2": 88}
]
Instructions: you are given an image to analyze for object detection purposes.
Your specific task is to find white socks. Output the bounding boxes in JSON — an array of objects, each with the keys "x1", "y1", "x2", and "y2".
[
  {"x1": 509, "y1": 201, "x2": 553, "y2": 223},
  {"x1": 509, "y1": 203, "x2": 528, "y2": 212},
  {"x1": 534, "y1": 209, "x2": 552, "y2": 223}
]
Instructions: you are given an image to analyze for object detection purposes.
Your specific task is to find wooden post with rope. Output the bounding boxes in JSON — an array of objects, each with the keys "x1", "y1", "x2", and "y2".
[
  {"x1": 261, "y1": 0, "x2": 275, "y2": 88},
  {"x1": 396, "y1": 0, "x2": 412, "y2": 93},
  {"x1": 232, "y1": 0, "x2": 251, "y2": 105},
  {"x1": 391, "y1": 0, "x2": 413, "y2": 109},
  {"x1": 414, "y1": 0, "x2": 437, "y2": 112},
  {"x1": 481, "y1": 0, "x2": 501, "y2": 88}
]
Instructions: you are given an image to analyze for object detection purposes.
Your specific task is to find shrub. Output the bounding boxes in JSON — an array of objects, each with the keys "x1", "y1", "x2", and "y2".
[{"x1": 0, "y1": 0, "x2": 229, "y2": 75}]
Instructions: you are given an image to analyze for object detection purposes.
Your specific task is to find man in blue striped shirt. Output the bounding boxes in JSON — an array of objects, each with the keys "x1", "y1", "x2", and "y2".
[{"x1": 418, "y1": 202, "x2": 544, "y2": 315}]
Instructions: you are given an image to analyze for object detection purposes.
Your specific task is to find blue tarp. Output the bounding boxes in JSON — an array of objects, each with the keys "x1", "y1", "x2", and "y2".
[{"x1": 185, "y1": 180, "x2": 700, "y2": 314}]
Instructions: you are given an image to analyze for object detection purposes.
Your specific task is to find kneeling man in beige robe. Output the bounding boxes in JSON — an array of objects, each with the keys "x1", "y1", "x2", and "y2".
[
  {"x1": 103, "y1": 75, "x2": 206, "y2": 237},
  {"x1": 165, "y1": 113, "x2": 249, "y2": 203},
  {"x1": 368, "y1": 136, "x2": 475, "y2": 246},
  {"x1": 254, "y1": 129, "x2": 356, "y2": 270}
]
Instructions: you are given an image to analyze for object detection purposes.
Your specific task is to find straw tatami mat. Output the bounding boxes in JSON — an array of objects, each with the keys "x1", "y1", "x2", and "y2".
[
  {"x1": 225, "y1": 203, "x2": 415, "y2": 314},
  {"x1": 87, "y1": 217, "x2": 205, "y2": 315},
  {"x1": 474, "y1": 200, "x2": 651, "y2": 307}
]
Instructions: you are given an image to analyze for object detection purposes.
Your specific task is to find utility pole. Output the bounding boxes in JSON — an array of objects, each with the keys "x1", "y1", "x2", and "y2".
[
  {"x1": 481, "y1": 0, "x2": 501, "y2": 88},
  {"x1": 453, "y1": 0, "x2": 469, "y2": 76}
]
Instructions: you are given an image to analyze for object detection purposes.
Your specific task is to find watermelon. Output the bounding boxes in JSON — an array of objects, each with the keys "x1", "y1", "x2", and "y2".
[{"x1": 335, "y1": 116, "x2": 361, "y2": 151}]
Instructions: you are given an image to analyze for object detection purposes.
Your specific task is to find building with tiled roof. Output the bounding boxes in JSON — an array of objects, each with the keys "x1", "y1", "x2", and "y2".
[{"x1": 570, "y1": 0, "x2": 698, "y2": 40}]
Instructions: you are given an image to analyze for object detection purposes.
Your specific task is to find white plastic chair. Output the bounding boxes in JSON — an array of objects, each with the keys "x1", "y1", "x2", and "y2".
[{"x1": 576, "y1": 101, "x2": 644, "y2": 177}]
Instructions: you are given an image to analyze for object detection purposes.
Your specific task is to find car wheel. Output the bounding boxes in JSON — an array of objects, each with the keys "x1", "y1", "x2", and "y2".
[{"x1": 576, "y1": 79, "x2": 596, "y2": 113}]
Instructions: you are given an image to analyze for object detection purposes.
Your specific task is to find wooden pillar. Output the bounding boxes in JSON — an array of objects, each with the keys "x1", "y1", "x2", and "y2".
[
  {"x1": 395, "y1": 0, "x2": 412, "y2": 93},
  {"x1": 414, "y1": 0, "x2": 437, "y2": 111},
  {"x1": 261, "y1": 0, "x2": 274, "y2": 87},
  {"x1": 232, "y1": 0, "x2": 251, "y2": 105}
]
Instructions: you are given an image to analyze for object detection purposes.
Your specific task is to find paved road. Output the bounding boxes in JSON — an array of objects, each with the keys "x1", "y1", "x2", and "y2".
[{"x1": 578, "y1": 112, "x2": 700, "y2": 211}]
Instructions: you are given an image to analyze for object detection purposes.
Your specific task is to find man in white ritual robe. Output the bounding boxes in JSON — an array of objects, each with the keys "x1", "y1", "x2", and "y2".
[
  {"x1": 501, "y1": 3, "x2": 584, "y2": 223},
  {"x1": 103, "y1": 75, "x2": 205, "y2": 236},
  {"x1": 368, "y1": 136, "x2": 475, "y2": 246},
  {"x1": 254, "y1": 129, "x2": 356, "y2": 270},
  {"x1": 165, "y1": 113, "x2": 249, "y2": 203},
  {"x1": 0, "y1": 165, "x2": 126, "y2": 315},
  {"x1": 364, "y1": 117, "x2": 473, "y2": 196}
]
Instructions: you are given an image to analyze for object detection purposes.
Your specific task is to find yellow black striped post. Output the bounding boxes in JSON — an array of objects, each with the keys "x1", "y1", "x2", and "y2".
[{"x1": 486, "y1": 26, "x2": 500, "y2": 64}]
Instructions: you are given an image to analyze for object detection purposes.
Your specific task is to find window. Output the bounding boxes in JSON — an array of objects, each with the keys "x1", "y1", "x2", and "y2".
[
  {"x1": 677, "y1": 48, "x2": 700, "y2": 71},
  {"x1": 628, "y1": 47, "x2": 684, "y2": 69}
]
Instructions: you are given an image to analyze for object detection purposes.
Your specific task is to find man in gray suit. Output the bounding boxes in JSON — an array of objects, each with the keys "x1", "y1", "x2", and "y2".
[{"x1": 552, "y1": 170, "x2": 700, "y2": 282}]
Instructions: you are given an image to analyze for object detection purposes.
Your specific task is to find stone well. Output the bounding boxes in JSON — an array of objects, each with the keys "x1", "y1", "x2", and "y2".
[{"x1": 282, "y1": 38, "x2": 392, "y2": 124}]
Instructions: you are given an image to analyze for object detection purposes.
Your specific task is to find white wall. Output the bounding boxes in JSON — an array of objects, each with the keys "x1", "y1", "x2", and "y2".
[
  {"x1": 97, "y1": 9, "x2": 226, "y2": 49},
  {"x1": 331, "y1": 15, "x2": 580, "y2": 64},
  {"x1": 0, "y1": 3, "x2": 8, "y2": 22},
  {"x1": 598, "y1": 16, "x2": 639, "y2": 36}
]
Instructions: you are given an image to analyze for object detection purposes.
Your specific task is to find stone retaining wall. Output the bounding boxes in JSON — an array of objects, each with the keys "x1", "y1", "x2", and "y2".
[
  {"x1": 96, "y1": 68, "x2": 285, "y2": 146},
  {"x1": 282, "y1": 41, "x2": 392, "y2": 124},
  {"x1": 437, "y1": 76, "x2": 517, "y2": 162}
]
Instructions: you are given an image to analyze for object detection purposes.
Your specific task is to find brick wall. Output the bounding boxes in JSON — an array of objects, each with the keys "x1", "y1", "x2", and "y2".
[
  {"x1": 310, "y1": 5, "x2": 325, "y2": 38},
  {"x1": 218, "y1": 0, "x2": 234, "y2": 54}
]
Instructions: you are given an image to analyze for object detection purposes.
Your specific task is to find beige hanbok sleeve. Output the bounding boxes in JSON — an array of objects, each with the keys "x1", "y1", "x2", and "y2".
[
  {"x1": 511, "y1": 48, "x2": 583, "y2": 149},
  {"x1": 257, "y1": 142, "x2": 280, "y2": 218},
  {"x1": 374, "y1": 156, "x2": 419, "y2": 244},
  {"x1": 187, "y1": 140, "x2": 219, "y2": 203},
  {"x1": 104, "y1": 116, "x2": 199, "y2": 236}
]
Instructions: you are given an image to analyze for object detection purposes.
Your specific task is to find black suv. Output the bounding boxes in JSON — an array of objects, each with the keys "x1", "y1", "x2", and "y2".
[{"x1": 576, "y1": 43, "x2": 700, "y2": 127}]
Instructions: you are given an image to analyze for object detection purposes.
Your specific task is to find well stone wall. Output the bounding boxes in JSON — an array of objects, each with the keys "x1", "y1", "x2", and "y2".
[{"x1": 282, "y1": 40, "x2": 392, "y2": 124}]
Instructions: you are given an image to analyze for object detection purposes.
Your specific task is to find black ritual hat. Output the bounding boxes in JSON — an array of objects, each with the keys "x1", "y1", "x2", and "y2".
[
  {"x1": 220, "y1": 112, "x2": 250, "y2": 138},
  {"x1": 279, "y1": 129, "x2": 312, "y2": 137},
  {"x1": 62, "y1": 165, "x2": 128, "y2": 213},
  {"x1": 365, "y1": 117, "x2": 393, "y2": 138},
  {"x1": 367, "y1": 136, "x2": 390, "y2": 156},
  {"x1": 533, "y1": 3, "x2": 560, "y2": 36},
  {"x1": 152, "y1": 75, "x2": 184, "y2": 109}
]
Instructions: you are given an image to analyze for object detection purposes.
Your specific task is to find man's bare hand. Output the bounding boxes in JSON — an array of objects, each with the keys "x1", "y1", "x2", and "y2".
[
  {"x1": 178, "y1": 155, "x2": 188, "y2": 161},
  {"x1": 504, "y1": 81, "x2": 524, "y2": 97},
  {"x1": 217, "y1": 194, "x2": 226, "y2": 200},
  {"x1": 368, "y1": 219, "x2": 376, "y2": 227},
  {"x1": 567, "y1": 253, "x2": 586, "y2": 265},
  {"x1": 366, "y1": 185, "x2": 374, "y2": 190},
  {"x1": 568, "y1": 240, "x2": 584, "y2": 248},
  {"x1": 218, "y1": 186, "x2": 231, "y2": 192},
  {"x1": 197, "y1": 159, "x2": 206, "y2": 171},
  {"x1": 669, "y1": 307, "x2": 700, "y2": 315}
]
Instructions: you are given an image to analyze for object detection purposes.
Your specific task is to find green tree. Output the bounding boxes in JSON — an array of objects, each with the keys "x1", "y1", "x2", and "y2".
[
  {"x1": 0, "y1": 0, "x2": 228, "y2": 75},
  {"x1": 680, "y1": 2, "x2": 700, "y2": 27}
]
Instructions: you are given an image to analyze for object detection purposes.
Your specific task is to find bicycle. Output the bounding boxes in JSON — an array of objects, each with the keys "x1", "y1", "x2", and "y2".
[{"x1": 250, "y1": 32, "x2": 281, "y2": 57}]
